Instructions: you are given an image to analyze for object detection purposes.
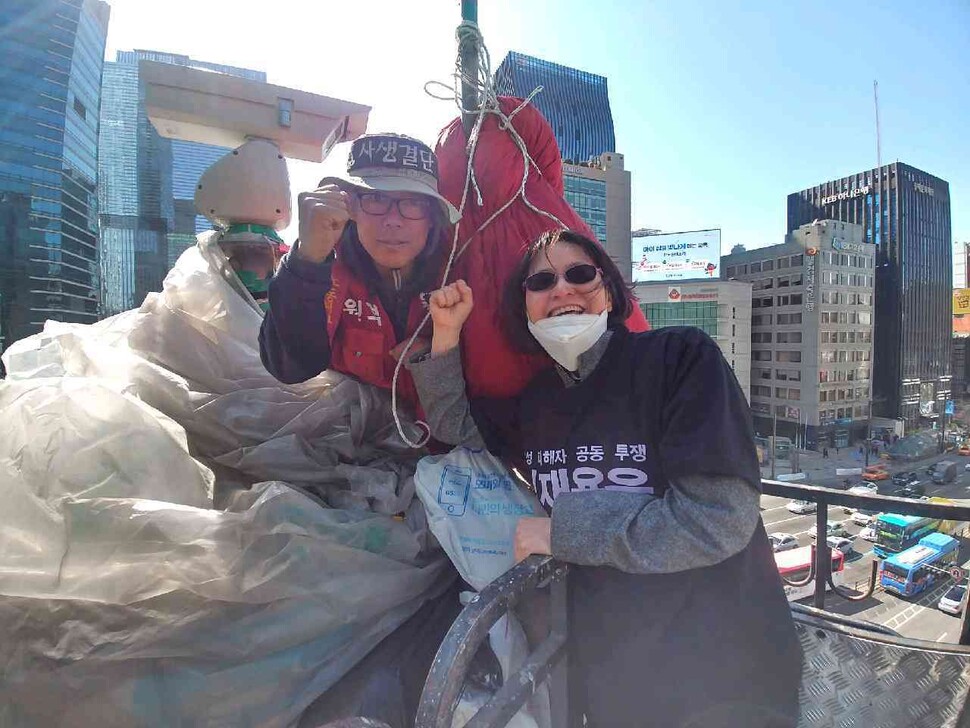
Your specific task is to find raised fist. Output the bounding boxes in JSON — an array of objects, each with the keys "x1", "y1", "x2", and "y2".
[
  {"x1": 296, "y1": 184, "x2": 352, "y2": 262},
  {"x1": 429, "y1": 280, "x2": 474, "y2": 354}
]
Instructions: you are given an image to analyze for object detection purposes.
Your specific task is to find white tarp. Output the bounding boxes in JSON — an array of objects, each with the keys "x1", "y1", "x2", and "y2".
[{"x1": 0, "y1": 234, "x2": 451, "y2": 727}]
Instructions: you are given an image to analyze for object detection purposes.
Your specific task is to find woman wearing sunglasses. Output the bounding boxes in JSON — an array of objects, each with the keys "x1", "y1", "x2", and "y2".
[
  {"x1": 259, "y1": 133, "x2": 460, "y2": 411},
  {"x1": 407, "y1": 228, "x2": 802, "y2": 727}
]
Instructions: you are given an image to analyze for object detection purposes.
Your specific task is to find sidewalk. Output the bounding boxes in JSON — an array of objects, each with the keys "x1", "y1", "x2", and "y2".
[{"x1": 762, "y1": 446, "x2": 889, "y2": 486}]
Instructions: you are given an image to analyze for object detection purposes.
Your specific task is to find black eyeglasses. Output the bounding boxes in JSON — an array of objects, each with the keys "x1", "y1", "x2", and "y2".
[
  {"x1": 358, "y1": 192, "x2": 432, "y2": 221},
  {"x1": 523, "y1": 263, "x2": 603, "y2": 293}
]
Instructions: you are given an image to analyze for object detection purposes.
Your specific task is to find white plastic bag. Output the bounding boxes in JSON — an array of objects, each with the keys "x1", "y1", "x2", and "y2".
[
  {"x1": 416, "y1": 449, "x2": 550, "y2": 728},
  {"x1": 415, "y1": 447, "x2": 544, "y2": 591}
]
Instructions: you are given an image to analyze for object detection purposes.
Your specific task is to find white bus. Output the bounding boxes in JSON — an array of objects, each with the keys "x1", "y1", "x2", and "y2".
[{"x1": 775, "y1": 545, "x2": 846, "y2": 602}]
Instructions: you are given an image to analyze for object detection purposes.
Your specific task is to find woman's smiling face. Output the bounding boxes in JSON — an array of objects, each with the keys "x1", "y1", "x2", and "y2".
[{"x1": 524, "y1": 241, "x2": 612, "y2": 323}]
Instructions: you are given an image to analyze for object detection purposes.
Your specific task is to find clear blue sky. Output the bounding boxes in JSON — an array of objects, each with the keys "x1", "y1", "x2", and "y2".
[
  {"x1": 104, "y1": 0, "x2": 969, "y2": 251},
  {"x1": 480, "y1": 0, "x2": 970, "y2": 250}
]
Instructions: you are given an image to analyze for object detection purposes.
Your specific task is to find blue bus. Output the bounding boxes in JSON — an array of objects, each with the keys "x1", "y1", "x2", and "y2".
[
  {"x1": 879, "y1": 533, "x2": 960, "y2": 597},
  {"x1": 873, "y1": 513, "x2": 943, "y2": 559}
]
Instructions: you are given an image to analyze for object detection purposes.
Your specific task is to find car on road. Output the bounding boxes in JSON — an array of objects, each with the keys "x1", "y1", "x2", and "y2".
[
  {"x1": 893, "y1": 482, "x2": 927, "y2": 499},
  {"x1": 859, "y1": 525, "x2": 878, "y2": 542},
  {"x1": 850, "y1": 509, "x2": 880, "y2": 526},
  {"x1": 787, "y1": 499, "x2": 817, "y2": 514},
  {"x1": 891, "y1": 471, "x2": 919, "y2": 487},
  {"x1": 939, "y1": 584, "x2": 967, "y2": 616},
  {"x1": 841, "y1": 483, "x2": 879, "y2": 513},
  {"x1": 932, "y1": 461, "x2": 958, "y2": 484},
  {"x1": 826, "y1": 535, "x2": 854, "y2": 556},
  {"x1": 769, "y1": 533, "x2": 800, "y2": 553},
  {"x1": 862, "y1": 465, "x2": 890, "y2": 482},
  {"x1": 959, "y1": 445, "x2": 970, "y2": 456},
  {"x1": 809, "y1": 521, "x2": 851, "y2": 540}
]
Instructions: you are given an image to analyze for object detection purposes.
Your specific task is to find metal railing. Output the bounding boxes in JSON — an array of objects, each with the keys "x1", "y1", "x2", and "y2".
[
  {"x1": 761, "y1": 479, "x2": 970, "y2": 645},
  {"x1": 415, "y1": 481, "x2": 970, "y2": 727},
  {"x1": 415, "y1": 556, "x2": 570, "y2": 728}
]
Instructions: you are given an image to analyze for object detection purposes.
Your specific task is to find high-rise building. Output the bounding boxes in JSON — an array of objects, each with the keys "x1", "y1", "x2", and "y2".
[
  {"x1": 98, "y1": 51, "x2": 265, "y2": 316},
  {"x1": 495, "y1": 51, "x2": 615, "y2": 164},
  {"x1": 787, "y1": 163, "x2": 952, "y2": 428},
  {"x1": 954, "y1": 240, "x2": 968, "y2": 290},
  {"x1": 0, "y1": 0, "x2": 110, "y2": 353},
  {"x1": 722, "y1": 221, "x2": 876, "y2": 448},
  {"x1": 561, "y1": 154, "x2": 632, "y2": 281},
  {"x1": 495, "y1": 52, "x2": 628, "y2": 275},
  {"x1": 952, "y1": 338, "x2": 969, "y2": 400}
]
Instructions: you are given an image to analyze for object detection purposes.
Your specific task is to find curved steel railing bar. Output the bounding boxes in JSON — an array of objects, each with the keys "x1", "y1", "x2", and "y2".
[
  {"x1": 779, "y1": 543, "x2": 817, "y2": 588},
  {"x1": 415, "y1": 555, "x2": 569, "y2": 728},
  {"x1": 790, "y1": 602, "x2": 899, "y2": 637},
  {"x1": 829, "y1": 558, "x2": 879, "y2": 602}
]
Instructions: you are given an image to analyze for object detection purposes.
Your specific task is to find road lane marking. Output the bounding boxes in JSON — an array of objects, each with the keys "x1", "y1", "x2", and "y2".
[
  {"x1": 763, "y1": 515, "x2": 815, "y2": 528},
  {"x1": 938, "y1": 631, "x2": 949, "y2": 642}
]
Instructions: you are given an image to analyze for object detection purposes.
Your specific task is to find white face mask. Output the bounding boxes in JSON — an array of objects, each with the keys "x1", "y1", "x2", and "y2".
[{"x1": 527, "y1": 310, "x2": 609, "y2": 372}]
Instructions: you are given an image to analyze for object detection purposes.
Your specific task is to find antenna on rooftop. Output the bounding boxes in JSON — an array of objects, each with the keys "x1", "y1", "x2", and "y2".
[{"x1": 874, "y1": 80, "x2": 882, "y2": 173}]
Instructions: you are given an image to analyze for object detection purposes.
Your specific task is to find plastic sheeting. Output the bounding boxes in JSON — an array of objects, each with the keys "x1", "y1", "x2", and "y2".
[
  {"x1": 0, "y1": 234, "x2": 452, "y2": 726},
  {"x1": 3, "y1": 233, "x2": 427, "y2": 514},
  {"x1": 0, "y1": 482, "x2": 452, "y2": 727}
]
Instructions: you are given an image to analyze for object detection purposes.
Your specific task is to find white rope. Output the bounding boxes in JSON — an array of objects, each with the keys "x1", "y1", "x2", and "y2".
[{"x1": 391, "y1": 19, "x2": 569, "y2": 448}]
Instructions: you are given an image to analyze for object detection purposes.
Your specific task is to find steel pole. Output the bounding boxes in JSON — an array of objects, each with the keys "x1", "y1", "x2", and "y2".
[
  {"x1": 814, "y1": 504, "x2": 830, "y2": 609},
  {"x1": 771, "y1": 411, "x2": 777, "y2": 480},
  {"x1": 459, "y1": 0, "x2": 479, "y2": 137}
]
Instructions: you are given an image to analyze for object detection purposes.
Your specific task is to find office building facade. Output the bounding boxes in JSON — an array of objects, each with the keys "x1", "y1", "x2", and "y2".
[
  {"x1": 787, "y1": 163, "x2": 951, "y2": 428},
  {"x1": 0, "y1": 0, "x2": 110, "y2": 353},
  {"x1": 634, "y1": 280, "x2": 753, "y2": 401},
  {"x1": 954, "y1": 240, "x2": 968, "y2": 290},
  {"x1": 952, "y1": 338, "x2": 969, "y2": 400},
  {"x1": 495, "y1": 51, "x2": 615, "y2": 164},
  {"x1": 723, "y1": 221, "x2": 876, "y2": 448},
  {"x1": 98, "y1": 50, "x2": 265, "y2": 316},
  {"x1": 562, "y1": 154, "x2": 632, "y2": 281},
  {"x1": 495, "y1": 51, "x2": 631, "y2": 276}
]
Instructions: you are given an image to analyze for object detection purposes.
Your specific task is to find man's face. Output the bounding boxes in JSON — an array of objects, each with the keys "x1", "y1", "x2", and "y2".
[{"x1": 351, "y1": 191, "x2": 434, "y2": 272}]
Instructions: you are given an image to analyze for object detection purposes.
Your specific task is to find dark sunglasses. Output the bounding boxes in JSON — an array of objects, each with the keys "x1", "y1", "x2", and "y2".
[
  {"x1": 523, "y1": 263, "x2": 603, "y2": 293},
  {"x1": 358, "y1": 192, "x2": 432, "y2": 221}
]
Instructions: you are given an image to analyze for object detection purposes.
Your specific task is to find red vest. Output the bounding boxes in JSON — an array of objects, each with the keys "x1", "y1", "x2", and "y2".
[{"x1": 325, "y1": 257, "x2": 432, "y2": 413}]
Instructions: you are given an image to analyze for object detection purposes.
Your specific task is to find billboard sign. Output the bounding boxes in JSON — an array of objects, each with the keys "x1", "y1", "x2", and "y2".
[
  {"x1": 632, "y1": 229, "x2": 721, "y2": 282},
  {"x1": 954, "y1": 288, "x2": 970, "y2": 315}
]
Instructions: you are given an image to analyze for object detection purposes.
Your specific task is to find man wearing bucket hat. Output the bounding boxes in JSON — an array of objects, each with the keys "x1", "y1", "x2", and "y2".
[{"x1": 259, "y1": 133, "x2": 460, "y2": 412}]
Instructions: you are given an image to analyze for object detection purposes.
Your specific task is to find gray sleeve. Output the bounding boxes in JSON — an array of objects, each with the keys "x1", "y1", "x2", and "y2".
[
  {"x1": 406, "y1": 346, "x2": 486, "y2": 449},
  {"x1": 549, "y1": 475, "x2": 760, "y2": 574}
]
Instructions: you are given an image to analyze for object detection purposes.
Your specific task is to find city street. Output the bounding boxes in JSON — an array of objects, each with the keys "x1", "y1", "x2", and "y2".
[{"x1": 761, "y1": 445, "x2": 970, "y2": 645}]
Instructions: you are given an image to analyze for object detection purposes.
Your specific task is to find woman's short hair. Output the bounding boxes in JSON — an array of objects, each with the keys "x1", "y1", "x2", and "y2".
[{"x1": 501, "y1": 229, "x2": 636, "y2": 354}]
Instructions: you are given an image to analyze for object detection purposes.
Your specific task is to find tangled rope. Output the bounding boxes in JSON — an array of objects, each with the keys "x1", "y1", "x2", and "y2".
[{"x1": 389, "y1": 19, "x2": 569, "y2": 448}]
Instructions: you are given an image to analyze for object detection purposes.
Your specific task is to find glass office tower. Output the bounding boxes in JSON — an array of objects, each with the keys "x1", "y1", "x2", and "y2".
[
  {"x1": 0, "y1": 0, "x2": 110, "y2": 352},
  {"x1": 98, "y1": 51, "x2": 266, "y2": 315},
  {"x1": 788, "y1": 163, "x2": 952, "y2": 428},
  {"x1": 495, "y1": 50, "x2": 615, "y2": 164}
]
